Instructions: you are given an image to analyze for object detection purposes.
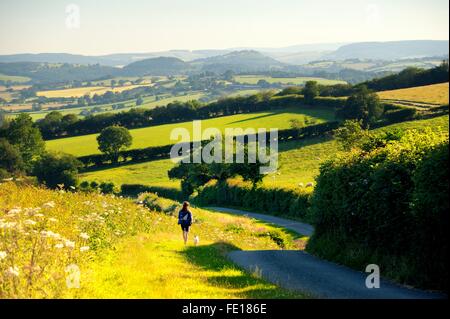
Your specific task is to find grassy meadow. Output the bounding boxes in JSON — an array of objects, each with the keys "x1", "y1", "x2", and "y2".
[
  {"x1": 234, "y1": 75, "x2": 347, "y2": 86},
  {"x1": 46, "y1": 106, "x2": 335, "y2": 156},
  {"x1": 378, "y1": 82, "x2": 449, "y2": 105},
  {"x1": 0, "y1": 182, "x2": 304, "y2": 298},
  {"x1": 80, "y1": 114, "x2": 450, "y2": 190}
]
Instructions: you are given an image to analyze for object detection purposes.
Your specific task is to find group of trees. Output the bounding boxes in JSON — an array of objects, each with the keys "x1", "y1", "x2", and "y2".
[
  {"x1": 1, "y1": 112, "x2": 134, "y2": 189},
  {"x1": 0, "y1": 113, "x2": 82, "y2": 188},
  {"x1": 362, "y1": 60, "x2": 449, "y2": 91}
]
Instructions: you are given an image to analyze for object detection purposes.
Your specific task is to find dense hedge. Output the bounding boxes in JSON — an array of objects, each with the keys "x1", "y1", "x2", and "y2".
[
  {"x1": 78, "y1": 122, "x2": 340, "y2": 170},
  {"x1": 307, "y1": 129, "x2": 449, "y2": 291},
  {"x1": 191, "y1": 179, "x2": 313, "y2": 222},
  {"x1": 383, "y1": 107, "x2": 417, "y2": 123},
  {"x1": 121, "y1": 184, "x2": 184, "y2": 201}
]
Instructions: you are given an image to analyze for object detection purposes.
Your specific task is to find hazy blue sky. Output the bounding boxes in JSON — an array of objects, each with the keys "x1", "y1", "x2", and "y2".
[{"x1": 0, "y1": 0, "x2": 448, "y2": 55}]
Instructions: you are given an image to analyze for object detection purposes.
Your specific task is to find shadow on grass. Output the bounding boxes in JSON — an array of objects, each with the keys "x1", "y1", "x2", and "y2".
[{"x1": 180, "y1": 241, "x2": 301, "y2": 298}]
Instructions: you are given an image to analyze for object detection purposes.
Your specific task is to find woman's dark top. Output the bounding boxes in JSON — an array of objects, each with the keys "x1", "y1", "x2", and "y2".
[{"x1": 178, "y1": 209, "x2": 193, "y2": 226}]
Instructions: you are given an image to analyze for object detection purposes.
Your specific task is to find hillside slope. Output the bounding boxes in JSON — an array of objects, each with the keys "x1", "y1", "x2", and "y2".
[{"x1": 0, "y1": 182, "x2": 302, "y2": 298}]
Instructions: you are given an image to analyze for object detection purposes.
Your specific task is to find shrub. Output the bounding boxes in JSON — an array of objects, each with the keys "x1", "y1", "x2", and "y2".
[
  {"x1": 192, "y1": 179, "x2": 313, "y2": 222},
  {"x1": 33, "y1": 152, "x2": 82, "y2": 189},
  {"x1": 307, "y1": 129, "x2": 448, "y2": 291},
  {"x1": 384, "y1": 108, "x2": 417, "y2": 123}
]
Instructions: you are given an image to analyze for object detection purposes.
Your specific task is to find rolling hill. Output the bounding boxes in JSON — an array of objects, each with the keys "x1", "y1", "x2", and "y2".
[{"x1": 326, "y1": 40, "x2": 449, "y2": 60}]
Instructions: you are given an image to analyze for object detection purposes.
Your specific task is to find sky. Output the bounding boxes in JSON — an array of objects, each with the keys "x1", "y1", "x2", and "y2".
[{"x1": 0, "y1": 0, "x2": 448, "y2": 55}]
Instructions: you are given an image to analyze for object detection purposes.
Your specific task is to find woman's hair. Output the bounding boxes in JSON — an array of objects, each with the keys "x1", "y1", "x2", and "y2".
[{"x1": 182, "y1": 201, "x2": 190, "y2": 210}]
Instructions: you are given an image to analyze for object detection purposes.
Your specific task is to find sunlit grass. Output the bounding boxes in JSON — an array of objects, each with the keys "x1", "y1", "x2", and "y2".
[
  {"x1": 0, "y1": 182, "x2": 304, "y2": 298},
  {"x1": 46, "y1": 106, "x2": 335, "y2": 156},
  {"x1": 378, "y1": 82, "x2": 449, "y2": 105}
]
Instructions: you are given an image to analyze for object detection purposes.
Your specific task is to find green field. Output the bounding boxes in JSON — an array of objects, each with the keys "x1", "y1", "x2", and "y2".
[
  {"x1": 47, "y1": 106, "x2": 335, "y2": 156},
  {"x1": 0, "y1": 73, "x2": 31, "y2": 83},
  {"x1": 234, "y1": 75, "x2": 347, "y2": 86},
  {"x1": 81, "y1": 115, "x2": 450, "y2": 190},
  {"x1": 19, "y1": 92, "x2": 206, "y2": 121}
]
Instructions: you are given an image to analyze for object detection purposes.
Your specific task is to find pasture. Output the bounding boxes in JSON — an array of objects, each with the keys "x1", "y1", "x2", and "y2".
[
  {"x1": 378, "y1": 82, "x2": 449, "y2": 105},
  {"x1": 16, "y1": 92, "x2": 206, "y2": 121},
  {"x1": 81, "y1": 114, "x2": 450, "y2": 190},
  {"x1": 234, "y1": 75, "x2": 347, "y2": 86},
  {"x1": 0, "y1": 73, "x2": 31, "y2": 83},
  {"x1": 36, "y1": 84, "x2": 153, "y2": 98},
  {"x1": 46, "y1": 106, "x2": 335, "y2": 156}
]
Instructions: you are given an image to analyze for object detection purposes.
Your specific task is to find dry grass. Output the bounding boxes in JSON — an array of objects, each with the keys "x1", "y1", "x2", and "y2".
[{"x1": 378, "y1": 82, "x2": 449, "y2": 105}]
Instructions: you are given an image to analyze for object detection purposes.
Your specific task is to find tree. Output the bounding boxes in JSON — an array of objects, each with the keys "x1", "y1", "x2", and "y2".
[
  {"x1": 333, "y1": 120, "x2": 370, "y2": 151},
  {"x1": 136, "y1": 96, "x2": 144, "y2": 106},
  {"x1": 97, "y1": 126, "x2": 132, "y2": 163},
  {"x1": 33, "y1": 152, "x2": 82, "y2": 189},
  {"x1": 302, "y1": 81, "x2": 319, "y2": 105},
  {"x1": 0, "y1": 138, "x2": 24, "y2": 175},
  {"x1": 6, "y1": 113, "x2": 45, "y2": 171},
  {"x1": 338, "y1": 85, "x2": 383, "y2": 128}
]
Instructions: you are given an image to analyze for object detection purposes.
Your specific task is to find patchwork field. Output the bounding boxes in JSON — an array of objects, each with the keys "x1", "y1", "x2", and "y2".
[
  {"x1": 81, "y1": 114, "x2": 450, "y2": 190},
  {"x1": 234, "y1": 75, "x2": 347, "y2": 86},
  {"x1": 18, "y1": 92, "x2": 206, "y2": 121},
  {"x1": 0, "y1": 73, "x2": 31, "y2": 83},
  {"x1": 46, "y1": 106, "x2": 335, "y2": 156},
  {"x1": 377, "y1": 82, "x2": 449, "y2": 105},
  {"x1": 36, "y1": 84, "x2": 153, "y2": 98}
]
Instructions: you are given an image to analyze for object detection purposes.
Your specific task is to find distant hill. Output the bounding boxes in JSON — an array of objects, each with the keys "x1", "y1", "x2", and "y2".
[
  {"x1": 326, "y1": 40, "x2": 449, "y2": 60},
  {"x1": 121, "y1": 56, "x2": 191, "y2": 76},
  {"x1": 193, "y1": 50, "x2": 287, "y2": 73},
  {"x1": 0, "y1": 62, "x2": 118, "y2": 84}
]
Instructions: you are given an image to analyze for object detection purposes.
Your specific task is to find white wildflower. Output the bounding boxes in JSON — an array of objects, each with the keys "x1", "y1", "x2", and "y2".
[
  {"x1": 42, "y1": 201, "x2": 55, "y2": 209},
  {"x1": 41, "y1": 230, "x2": 61, "y2": 239},
  {"x1": 7, "y1": 208, "x2": 22, "y2": 215},
  {"x1": 24, "y1": 219, "x2": 37, "y2": 226},
  {"x1": 54, "y1": 243, "x2": 64, "y2": 249},
  {"x1": 79, "y1": 232, "x2": 90, "y2": 240},
  {"x1": 34, "y1": 213, "x2": 44, "y2": 218},
  {"x1": 48, "y1": 217, "x2": 58, "y2": 223},
  {"x1": 80, "y1": 246, "x2": 90, "y2": 252},
  {"x1": 6, "y1": 266, "x2": 20, "y2": 277},
  {"x1": 0, "y1": 251, "x2": 7, "y2": 260},
  {"x1": 64, "y1": 240, "x2": 75, "y2": 249}
]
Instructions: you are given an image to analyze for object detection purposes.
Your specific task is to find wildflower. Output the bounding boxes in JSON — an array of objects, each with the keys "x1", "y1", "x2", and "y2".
[
  {"x1": 80, "y1": 246, "x2": 90, "y2": 252},
  {"x1": 54, "y1": 243, "x2": 64, "y2": 249},
  {"x1": 0, "y1": 221, "x2": 17, "y2": 229},
  {"x1": 24, "y1": 219, "x2": 37, "y2": 226},
  {"x1": 7, "y1": 208, "x2": 22, "y2": 215},
  {"x1": 0, "y1": 251, "x2": 7, "y2": 260},
  {"x1": 42, "y1": 201, "x2": 55, "y2": 209},
  {"x1": 48, "y1": 218, "x2": 58, "y2": 223},
  {"x1": 64, "y1": 240, "x2": 75, "y2": 249},
  {"x1": 34, "y1": 213, "x2": 44, "y2": 218},
  {"x1": 79, "y1": 232, "x2": 90, "y2": 240},
  {"x1": 40, "y1": 230, "x2": 61, "y2": 239},
  {"x1": 6, "y1": 266, "x2": 20, "y2": 277}
]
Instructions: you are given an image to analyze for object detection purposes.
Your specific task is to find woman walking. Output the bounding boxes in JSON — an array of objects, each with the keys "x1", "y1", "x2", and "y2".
[{"x1": 178, "y1": 201, "x2": 193, "y2": 245}]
